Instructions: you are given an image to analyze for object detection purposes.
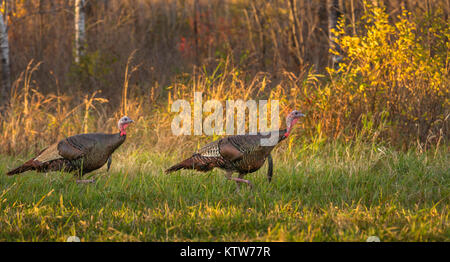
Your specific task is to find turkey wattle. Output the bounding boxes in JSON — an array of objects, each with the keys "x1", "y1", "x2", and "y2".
[
  {"x1": 6, "y1": 116, "x2": 134, "y2": 179},
  {"x1": 165, "y1": 110, "x2": 305, "y2": 189}
]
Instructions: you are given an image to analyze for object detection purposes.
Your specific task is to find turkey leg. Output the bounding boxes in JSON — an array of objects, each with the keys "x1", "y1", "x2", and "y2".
[
  {"x1": 224, "y1": 171, "x2": 253, "y2": 190},
  {"x1": 107, "y1": 156, "x2": 112, "y2": 172},
  {"x1": 267, "y1": 154, "x2": 273, "y2": 182}
]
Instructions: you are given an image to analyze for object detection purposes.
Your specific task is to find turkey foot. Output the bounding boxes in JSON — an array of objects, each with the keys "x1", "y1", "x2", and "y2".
[
  {"x1": 226, "y1": 171, "x2": 253, "y2": 190},
  {"x1": 234, "y1": 177, "x2": 253, "y2": 189},
  {"x1": 234, "y1": 179, "x2": 254, "y2": 193}
]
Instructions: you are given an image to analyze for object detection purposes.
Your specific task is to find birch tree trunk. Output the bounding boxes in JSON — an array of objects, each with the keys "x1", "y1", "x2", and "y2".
[
  {"x1": 328, "y1": 0, "x2": 342, "y2": 69},
  {"x1": 0, "y1": 4, "x2": 10, "y2": 108},
  {"x1": 74, "y1": 0, "x2": 86, "y2": 63}
]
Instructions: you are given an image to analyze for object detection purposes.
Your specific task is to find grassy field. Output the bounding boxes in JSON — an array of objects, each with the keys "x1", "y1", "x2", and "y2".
[
  {"x1": 0, "y1": 0, "x2": 447, "y2": 243},
  {"x1": 0, "y1": 141, "x2": 448, "y2": 242}
]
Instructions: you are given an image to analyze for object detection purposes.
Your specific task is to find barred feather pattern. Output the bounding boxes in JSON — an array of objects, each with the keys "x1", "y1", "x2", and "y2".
[
  {"x1": 226, "y1": 135, "x2": 274, "y2": 174},
  {"x1": 197, "y1": 140, "x2": 222, "y2": 157},
  {"x1": 37, "y1": 158, "x2": 83, "y2": 173},
  {"x1": 165, "y1": 129, "x2": 288, "y2": 175}
]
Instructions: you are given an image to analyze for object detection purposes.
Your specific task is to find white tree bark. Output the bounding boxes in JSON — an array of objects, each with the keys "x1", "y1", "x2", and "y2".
[
  {"x1": 0, "y1": 6, "x2": 10, "y2": 106},
  {"x1": 74, "y1": 0, "x2": 86, "y2": 63}
]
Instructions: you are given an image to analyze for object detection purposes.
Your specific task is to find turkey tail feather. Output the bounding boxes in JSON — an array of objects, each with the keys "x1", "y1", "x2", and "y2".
[
  {"x1": 165, "y1": 157, "x2": 195, "y2": 173},
  {"x1": 165, "y1": 154, "x2": 216, "y2": 173},
  {"x1": 6, "y1": 159, "x2": 36, "y2": 176},
  {"x1": 165, "y1": 163, "x2": 186, "y2": 173}
]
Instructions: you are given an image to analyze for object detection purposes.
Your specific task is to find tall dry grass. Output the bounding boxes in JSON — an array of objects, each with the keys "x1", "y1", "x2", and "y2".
[{"x1": 0, "y1": 0, "x2": 448, "y2": 156}]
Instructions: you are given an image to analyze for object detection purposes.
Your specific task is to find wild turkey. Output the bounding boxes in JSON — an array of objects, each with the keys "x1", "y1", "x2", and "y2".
[
  {"x1": 165, "y1": 110, "x2": 305, "y2": 189},
  {"x1": 6, "y1": 116, "x2": 134, "y2": 182}
]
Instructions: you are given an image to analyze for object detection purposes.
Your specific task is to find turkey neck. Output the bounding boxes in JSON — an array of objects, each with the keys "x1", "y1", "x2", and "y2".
[
  {"x1": 112, "y1": 132, "x2": 126, "y2": 150},
  {"x1": 96, "y1": 133, "x2": 126, "y2": 154},
  {"x1": 268, "y1": 129, "x2": 289, "y2": 144},
  {"x1": 278, "y1": 129, "x2": 289, "y2": 142}
]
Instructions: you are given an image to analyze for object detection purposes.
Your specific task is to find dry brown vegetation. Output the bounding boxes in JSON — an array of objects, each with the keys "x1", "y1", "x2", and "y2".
[{"x1": 0, "y1": 0, "x2": 448, "y2": 156}]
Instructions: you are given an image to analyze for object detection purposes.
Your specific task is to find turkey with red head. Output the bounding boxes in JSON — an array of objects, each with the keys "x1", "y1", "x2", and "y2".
[
  {"x1": 165, "y1": 110, "x2": 305, "y2": 189},
  {"x1": 7, "y1": 116, "x2": 134, "y2": 182}
]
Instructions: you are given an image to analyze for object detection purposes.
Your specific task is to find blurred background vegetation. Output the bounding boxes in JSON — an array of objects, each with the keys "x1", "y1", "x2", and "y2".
[{"x1": 0, "y1": 0, "x2": 448, "y2": 156}]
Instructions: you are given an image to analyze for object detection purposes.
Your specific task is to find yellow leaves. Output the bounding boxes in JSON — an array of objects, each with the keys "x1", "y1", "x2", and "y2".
[
  {"x1": 358, "y1": 84, "x2": 365, "y2": 93},
  {"x1": 1, "y1": 0, "x2": 27, "y2": 19},
  {"x1": 320, "y1": 1, "x2": 448, "y2": 143}
]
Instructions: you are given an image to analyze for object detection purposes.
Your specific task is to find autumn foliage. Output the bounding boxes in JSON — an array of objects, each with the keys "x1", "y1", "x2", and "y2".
[{"x1": 0, "y1": 0, "x2": 448, "y2": 155}]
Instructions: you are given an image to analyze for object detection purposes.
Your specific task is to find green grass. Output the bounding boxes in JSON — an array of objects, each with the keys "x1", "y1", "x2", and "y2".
[{"x1": 0, "y1": 142, "x2": 448, "y2": 241}]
